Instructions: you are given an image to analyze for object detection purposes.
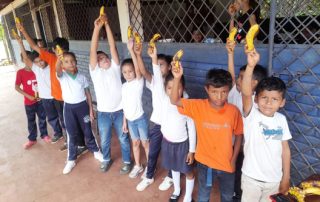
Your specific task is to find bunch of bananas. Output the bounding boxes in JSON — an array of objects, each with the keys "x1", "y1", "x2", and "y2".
[
  {"x1": 149, "y1": 33, "x2": 161, "y2": 48},
  {"x1": 228, "y1": 27, "x2": 237, "y2": 42},
  {"x1": 127, "y1": 26, "x2": 133, "y2": 39},
  {"x1": 288, "y1": 180, "x2": 320, "y2": 202},
  {"x1": 246, "y1": 24, "x2": 259, "y2": 51},
  {"x1": 99, "y1": 6, "x2": 105, "y2": 17},
  {"x1": 134, "y1": 32, "x2": 141, "y2": 44},
  {"x1": 11, "y1": 29, "x2": 18, "y2": 38},
  {"x1": 172, "y1": 49, "x2": 184, "y2": 71},
  {"x1": 15, "y1": 17, "x2": 21, "y2": 24},
  {"x1": 56, "y1": 45, "x2": 64, "y2": 61}
]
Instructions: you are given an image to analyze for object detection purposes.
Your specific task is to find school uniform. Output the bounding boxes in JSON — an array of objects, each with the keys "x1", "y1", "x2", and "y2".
[{"x1": 57, "y1": 71, "x2": 99, "y2": 161}]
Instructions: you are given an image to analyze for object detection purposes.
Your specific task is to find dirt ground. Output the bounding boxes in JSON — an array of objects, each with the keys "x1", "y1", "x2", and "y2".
[{"x1": 0, "y1": 65, "x2": 220, "y2": 202}]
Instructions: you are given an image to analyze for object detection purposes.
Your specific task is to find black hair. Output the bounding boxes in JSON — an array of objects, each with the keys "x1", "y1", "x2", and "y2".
[
  {"x1": 21, "y1": 51, "x2": 35, "y2": 62},
  {"x1": 239, "y1": 64, "x2": 267, "y2": 82},
  {"x1": 158, "y1": 54, "x2": 172, "y2": 66},
  {"x1": 121, "y1": 58, "x2": 134, "y2": 70},
  {"x1": 97, "y1": 51, "x2": 109, "y2": 58},
  {"x1": 164, "y1": 71, "x2": 185, "y2": 89},
  {"x1": 63, "y1": 52, "x2": 77, "y2": 64},
  {"x1": 30, "y1": 52, "x2": 40, "y2": 62},
  {"x1": 52, "y1": 37, "x2": 69, "y2": 51},
  {"x1": 205, "y1": 68, "x2": 233, "y2": 90},
  {"x1": 255, "y1": 77, "x2": 286, "y2": 98}
]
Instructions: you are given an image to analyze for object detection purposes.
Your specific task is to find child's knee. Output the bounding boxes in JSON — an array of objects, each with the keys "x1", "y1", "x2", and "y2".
[
  {"x1": 186, "y1": 171, "x2": 194, "y2": 179},
  {"x1": 132, "y1": 140, "x2": 141, "y2": 147}
]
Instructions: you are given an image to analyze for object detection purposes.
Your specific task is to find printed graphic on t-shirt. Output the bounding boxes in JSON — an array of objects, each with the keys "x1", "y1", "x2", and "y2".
[
  {"x1": 259, "y1": 121, "x2": 283, "y2": 140},
  {"x1": 83, "y1": 115, "x2": 90, "y2": 123},
  {"x1": 203, "y1": 122, "x2": 231, "y2": 130}
]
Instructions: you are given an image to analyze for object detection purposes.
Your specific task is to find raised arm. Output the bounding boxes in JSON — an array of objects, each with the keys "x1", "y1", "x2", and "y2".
[
  {"x1": 228, "y1": 2, "x2": 237, "y2": 32},
  {"x1": 16, "y1": 22, "x2": 40, "y2": 54},
  {"x1": 104, "y1": 16, "x2": 120, "y2": 65},
  {"x1": 56, "y1": 56, "x2": 63, "y2": 77},
  {"x1": 127, "y1": 39, "x2": 141, "y2": 79},
  {"x1": 170, "y1": 62, "x2": 183, "y2": 107},
  {"x1": 226, "y1": 39, "x2": 236, "y2": 85},
  {"x1": 242, "y1": 48, "x2": 260, "y2": 117},
  {"x1": 90, "y1": 16, "x2": 105, "y2": 70},
  {"x1": 135, "y1": 43, "x2": 152, "y2": 82},
  {"x1": 15, "y1": 34, "x2": 33, "y2": 68}
]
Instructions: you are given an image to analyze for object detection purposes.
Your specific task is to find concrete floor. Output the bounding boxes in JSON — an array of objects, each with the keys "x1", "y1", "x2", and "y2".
[{"x1": 0, "y1": 65, "x2": 220, "y2": 202}]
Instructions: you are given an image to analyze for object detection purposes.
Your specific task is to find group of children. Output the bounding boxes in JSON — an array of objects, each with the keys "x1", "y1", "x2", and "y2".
[{"x1": 14, "y1": 10, "x2": 291, "y2": 202}]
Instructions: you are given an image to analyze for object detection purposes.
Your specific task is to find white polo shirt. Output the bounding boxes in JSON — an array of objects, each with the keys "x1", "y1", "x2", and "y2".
[
  {"x1": 122, "y1": 78, "x2": 144, "y2": 121},
  {"x1": 57, "y1": 72, "x2": 88, "y2": 104},
  {"x1": 32, "y1": 64, "x2": 52, "y2": 99},
  {"x1": 89, "y1": 60, "x2": 122, "y2": 112}
]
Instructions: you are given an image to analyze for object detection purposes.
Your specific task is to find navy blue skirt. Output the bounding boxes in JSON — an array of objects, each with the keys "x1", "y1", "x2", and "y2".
[{"x1": 161, "y1": 138, "x2": 193, "y2": 174}]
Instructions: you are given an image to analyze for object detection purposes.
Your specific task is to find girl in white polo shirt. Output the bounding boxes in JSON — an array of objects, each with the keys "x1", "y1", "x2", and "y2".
[
  {"x1": 121, "y1": 39, "x2": 149, "y2": 178},
  {"x1": 56, "y1": 52, "x2": 103, "y2": 174}
]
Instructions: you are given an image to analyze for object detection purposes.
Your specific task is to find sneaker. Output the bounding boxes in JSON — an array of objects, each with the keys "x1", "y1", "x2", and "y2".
[
  {"x1": 141, "y1": 167, "x2": 148, "y2": 179},
  {"x1": 77, "y1": 146, "x2": 88, "y2": 157},
  {"x1": 23, "y1": 140, "x2": 37, "y2": 149},
  {"x1": 63, "y1": 160, "x2": 76, "y2": 174},
  {"x1": 120, "y1": 163, "x2": 132, "y2": 175},
  {"x1": 136, "y1": 178, "x2": 154, "y2": 191},
  {"x1": 159, "y1": 176, "x2": 173, "y2": 191},
  {"x1": 169, "y1": 193, "x2": 181, "y2": 202},
  {"x1": 42, "y1": 135, "x2": 51, "y2": 143},
  {"x1": 129, "y1": 165, "x2": 144, "y2": 178},
  {"x1": 51, "y1": 135, "x2": 63, "y2": 144},
  {"x1": 100, "y1": 160, "x2": 113, "y2": 172},
  {"x1": 60, "y1": 143, "x2": 67, "y2": 151},
  {"x1": 94, "y1": 151, "x2": 104, "y2": 162}
]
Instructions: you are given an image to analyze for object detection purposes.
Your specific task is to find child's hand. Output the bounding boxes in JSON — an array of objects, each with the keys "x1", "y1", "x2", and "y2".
[
  {"x1": 231, "y1": 158, "x2": 236, "y2": 172},
  {"x1": 226, "y1": 39, "x2": 236, "y2": 54},
  {"x1": 147, "y1": 46, "x2": 157, "y2": 59},
  {"x1": 94, "y1": 17, "x2": 104, "y2": 29},
  {"x1": 100, "y1": 14, "x2": 108, "y2": 25},
  {"x1": 16, "y1": 23, "x2": 25, "y2": 33},
  {"x1": 26, "y1": 94, "x2": 36, "y2": 101},
  {"x1": 228, "y1": 3, "x2": 237, "y2": 17},
  {"x1": 122, "y1": 122, "x2": 128, "y2": 133},
  {"x1": 127, "y1": 38, "x2": 134, "y2": 52},
  {"x1": 134, "y1": 42, "x2": 142, "y2": 56},
  {"x1": 171, "y1": 61, "x2": 183, "y2": 78},
  {"x1": 279, "y1": 178, "x2": 290, "y2": 194},
  {"x1": 186, "y1": 152, "x2": 194, "y2": 165},
  {"x1": 246, "y1": 48, "x2": 260, "y2": 68}
]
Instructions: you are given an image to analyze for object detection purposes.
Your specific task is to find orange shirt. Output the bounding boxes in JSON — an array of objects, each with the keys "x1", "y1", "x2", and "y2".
[
  {"x1": 178, "y1": 98, "x2": 243, "y2": 173},
  {"x1": 39, "y1": 49, "x2": 63, "y2": 101}
]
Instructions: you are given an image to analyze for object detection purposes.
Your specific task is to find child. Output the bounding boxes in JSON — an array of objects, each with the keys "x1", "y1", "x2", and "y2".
[
  {"x1": 15, "y1": 49, "x2": 50, "y2": 149},
  {"x1": 151, "y1": 47, "x2": 196, "y2": 202},
  {"x1": 15, "y1": 34, "x2": 63, "y2": 144},
  {"x1": 56, "y1": 52, "x2": 103, "y2": 174},
  {"x1": 89, "y1": 14, "x2": 131, "y2": 174},
  {"x1": 170, "y1": 65, "x2": 243, "y2": 202},
  {"x1": 135, "y1": 46, "x2": 174, "y2": 191},
  {"x1": 226, "y1": 39, "x2": 267, "y2": 200},
  {"x1": 17, "y1": 23, "x2": 87, "y2": 152},
  {"x1": 241, "y1": 49, "x2": 291, "y2": 201},
  {"x1": 121, "y1": 39, "x2": 149, "y2": 178}
]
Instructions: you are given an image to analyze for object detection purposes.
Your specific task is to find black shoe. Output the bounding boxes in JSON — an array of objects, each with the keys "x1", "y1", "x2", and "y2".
[
  {"x1": 77, "y1": 146, "x2": 88, "y2": 157},
  {"x1": 51, "y1": 135, "x2": 63, "y2": 144},
  {"x1": 100, "y1": 160, "x2": 113, "y2": 172},
  {"x1": 120, "y1": 163, "x2": 132, "y2": 175},
  {"x1": 169, "y1": 193, "x2": 180, "y2": 202}
]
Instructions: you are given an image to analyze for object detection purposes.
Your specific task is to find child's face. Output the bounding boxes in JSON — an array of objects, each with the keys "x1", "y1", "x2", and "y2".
[
  {"x1": 205, "y1": 85, "x2": 229, "y2": 109},
  {"x1": 122, "y1": 64, "x2": 135, "y2": 82},
  {"x1": 158, "y1": 59, "x2": 171, "y2": 77},
  {"x1": 97, "y1": 53, "x2": 111, "y2": 69},
  {"x1": 236, "y1": 70, "x2": 258, "y2": 92},
  {"x1": 33, "y1": 57, "x2": 47, "y2": 69},
  {"x1": 62, "y1": 55, "x2": 77, "y2": 73},
  {"x1": 165, "y1": 80, "x2": 183, "y2": 97},
  {"x1": 255, "y1": 90, "x2": 285, "y2": 117},
  {"x1": 192, "y1": 30, "x2": 204, "y2": 43}
]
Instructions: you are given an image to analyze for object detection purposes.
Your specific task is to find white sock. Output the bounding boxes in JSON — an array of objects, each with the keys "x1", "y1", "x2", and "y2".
[
  {"x1": 183, "y1": 177, "x2": 195, "y2": 202},
  {"x1": 172, "y1": 170, "x2": 181, "y2": 196}
]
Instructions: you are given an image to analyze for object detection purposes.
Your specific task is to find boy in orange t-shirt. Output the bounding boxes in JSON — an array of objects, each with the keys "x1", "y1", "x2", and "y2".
[{"x1": 170, "y1": 65, "x2": 243, "y2": 202}]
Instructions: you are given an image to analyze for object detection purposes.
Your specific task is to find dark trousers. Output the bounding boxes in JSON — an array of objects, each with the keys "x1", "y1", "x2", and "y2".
[
  {"x1": 42, "y1": 98, "x2": 62, "y2": 137},
  {"x1": 146, "y1": 124, "x2": 172, "y2": 179},
  {"x1": 54, "y1": 99, "x2": 85, "y2": 146},
  {"x1": 234, "y1": 151, "x2": 244, "y2": 198},
  {"x1": 64, "y1": 101, "x2": 99, "y2": 161},
  {"x1": 25, "y1": 101, "x2": 48, "y2": 141}
]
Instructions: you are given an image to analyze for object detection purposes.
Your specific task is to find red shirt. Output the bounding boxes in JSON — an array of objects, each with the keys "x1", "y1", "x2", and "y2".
[
  {"x1": 39, "y1": 49, "x2": 63, "y2": 101},
  {"x1": 15, "y1": 68, "x2": 38, "y2": 105}
]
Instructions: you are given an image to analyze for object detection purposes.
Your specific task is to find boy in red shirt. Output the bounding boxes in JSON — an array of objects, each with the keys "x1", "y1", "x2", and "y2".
[
  {"x1": 15, "y1": 51, "x2": 50, "y2": 149},
  {"x1": 170, "y1": 65, "x2": 243, "y2": 202}
]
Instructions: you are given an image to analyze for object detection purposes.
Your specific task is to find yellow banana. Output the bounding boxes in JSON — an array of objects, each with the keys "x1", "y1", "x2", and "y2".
[
  {"x1": 134, "y1": 32, "x2": 141, "y2": 44},
  {"x1": 304, "y1": 187, "x2": 320, "y2": 195},
  {"x1": 300, "y1": 181, "x2": 320, "y2": 189},
  {"x1": 172, "y1": 49, "x2": 184, "y2": 70},
  {"x1": 15, "y1": 17, "x2": 21, "y2": 24},
  {"x1": 127, "y1": 26, "x2": 133, "y2": 39},
  {"x1": 11, "y1": 29, "x2": 18, "y2": 38},
  {"x1": 56, "y1": 45, "x2": 64, "y2": 61},
  {"x1": 228, "y1": 27, "x2": 237, "y2": 42},
  {"x1": 246, "y1": 24, "x2": 259, "y2": 51},
  {"x1": 289, "y1": 186, "x2": 320, "y2": 202},
  {"x1": 149, "y1": 33, "x2": 161, "y2": 48},
  {"x1": 99, "y1": 6, "x2": 105, "y2": 16}
]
